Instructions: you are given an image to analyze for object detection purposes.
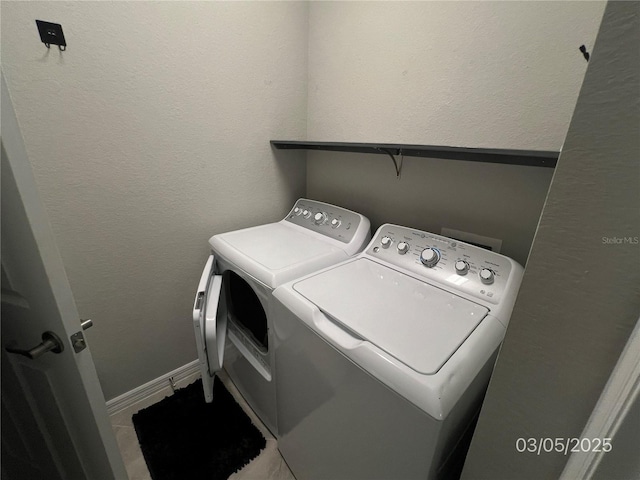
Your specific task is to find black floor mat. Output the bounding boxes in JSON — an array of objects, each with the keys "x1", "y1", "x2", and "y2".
[{"x1": 132, "y1": 377, "x2": 266, "y2": 480}]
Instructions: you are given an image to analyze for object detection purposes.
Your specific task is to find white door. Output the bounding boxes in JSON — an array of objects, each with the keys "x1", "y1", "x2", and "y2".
[
  {"x1": 192, "y1": 255, "x2": 227, "y2": 402},
  {"x1": 1, "y1": 74, "x2": 128, "y2": 480}
]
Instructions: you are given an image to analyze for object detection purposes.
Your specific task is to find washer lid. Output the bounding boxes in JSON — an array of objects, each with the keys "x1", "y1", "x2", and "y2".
[{"x1": 293, "y1": 258, "x2": 489, "y2": 374}]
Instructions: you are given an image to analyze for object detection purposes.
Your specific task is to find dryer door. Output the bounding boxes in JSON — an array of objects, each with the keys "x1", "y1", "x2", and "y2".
[{"x1": 192, "y1": 255, "x2": 227, "y2": 402}]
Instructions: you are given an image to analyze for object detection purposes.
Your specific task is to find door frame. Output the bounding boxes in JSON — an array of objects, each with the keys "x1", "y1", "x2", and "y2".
[{"x1": 560, "y1": 316, "x2": 640, "y2": 479}]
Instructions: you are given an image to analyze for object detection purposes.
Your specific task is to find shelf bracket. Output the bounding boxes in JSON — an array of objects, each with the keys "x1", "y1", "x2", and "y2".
[{"x1": 377, "y1": 148, "x2": 404, "y2": 178}]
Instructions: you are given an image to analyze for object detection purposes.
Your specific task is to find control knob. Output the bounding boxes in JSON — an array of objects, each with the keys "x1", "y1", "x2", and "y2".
[
  {"x1": 380, "y1": 236, "x2": 392, "y2": 248},
  {"x1": 293, "y1": 207, "x2": 301, "y2": 215},
  {"x1": 314, "y1": 212, "x2": 328, "y2": 225},
  {"x1": 331, "y1": 218, "x2": 341, "y2": 229},
  {"x1": 397, "y1": 242, "x2": 410, "y2": 255},
  {"x1": 480, "y1": 268, "x2": 495, "y2": 285},
  {"x1": 420, "y1": 247, "x2": 440, "y2": 267},
  {"x1": 455, "y1": 260, "x2": 470, "y2": 275},
  {"x1": 302, "y1": 210, "x2": 311, "y2": 219}
]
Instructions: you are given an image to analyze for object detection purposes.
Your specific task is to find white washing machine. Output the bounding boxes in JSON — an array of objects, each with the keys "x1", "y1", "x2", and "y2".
[
  {"x1": 273, "y1": 223, "x2": 524, "y2": 479},
  {"x1": 191, "y1": 199, "x2": 370, "y2": 435}
]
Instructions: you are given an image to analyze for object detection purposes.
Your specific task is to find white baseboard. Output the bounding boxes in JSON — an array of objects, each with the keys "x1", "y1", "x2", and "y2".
[{"x1": 106, "y1": 360, "x2": 201, "y2": 415}]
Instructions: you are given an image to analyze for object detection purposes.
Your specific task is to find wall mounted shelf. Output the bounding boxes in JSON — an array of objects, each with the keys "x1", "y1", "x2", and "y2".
[{"x1": 271, "y1": 140, "x2": 559, "y2": 169}]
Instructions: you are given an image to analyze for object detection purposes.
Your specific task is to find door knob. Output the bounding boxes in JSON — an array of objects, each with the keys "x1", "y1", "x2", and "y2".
[{"x1": 6, "y1": 331, "x2": 65, "y2": 359}]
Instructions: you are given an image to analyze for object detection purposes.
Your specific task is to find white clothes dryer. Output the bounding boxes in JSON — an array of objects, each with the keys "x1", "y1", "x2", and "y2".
[
  {"x1": 273, "y1": 224, "x2": 524, "y2": 479},
  {"x1": 191, "y1": 199, "x2": 370, "y2": 435}
]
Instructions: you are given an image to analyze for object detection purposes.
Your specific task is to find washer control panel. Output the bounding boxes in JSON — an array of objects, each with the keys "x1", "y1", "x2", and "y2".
[
  {"x1": 286, "y1": 199, "x2": 363, "y2": 244},
  {"x1": 366, "y1": 224, "x2": 515, "y2": 304}
]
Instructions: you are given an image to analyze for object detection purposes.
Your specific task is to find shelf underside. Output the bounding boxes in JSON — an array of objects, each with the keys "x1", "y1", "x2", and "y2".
[{"x1": 271, "y1": 141, "x2": 558, "y2": 168}]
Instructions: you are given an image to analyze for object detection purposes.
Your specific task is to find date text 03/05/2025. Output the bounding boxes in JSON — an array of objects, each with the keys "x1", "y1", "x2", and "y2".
[{"x1": 515, "y1": 437, "x2": 612, "y2": 456}]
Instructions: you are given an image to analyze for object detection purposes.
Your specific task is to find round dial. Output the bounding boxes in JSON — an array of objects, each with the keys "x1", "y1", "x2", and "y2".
[
  {"x1": 331, "y1": 218, "x2": 341, "y2": 229},
  {"x1": 314, "y1": 212, "x2": 327, "y2": 224},
  {"x1": 420, "y1": 247, "x2": 440, "y2": 267},
  {"x1": 293, "y1": 207, "x2": 301, "y2": 215},
  {"x1": 397, "y1": 242, "x2": 410, "y2": 255},
  {"x1": 455, "y1": 260, "x2": 470, "y2": 275},
  {"x1": 380, "y1": 236, "x2": 392, "y2": 248},
  {"x1": 480, "y1": 268, "x2": 495, "y2": 285},
  {"x1": 302, "y1": 210, "x2": 311, "y2": 219}
]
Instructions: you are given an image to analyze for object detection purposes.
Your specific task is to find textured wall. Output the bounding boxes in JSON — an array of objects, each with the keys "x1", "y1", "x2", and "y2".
[
  {"x1": 307, "y1": 1, "x2": 605, "y2": 148},
  {"x1": 306, "y1": 1, "x2": 604, "y2": 266},
  {"x1": 1, "y1": 1, "x2": 308, "y2": 400},
  {"x1": 462, "y1": 2, "x2": 640, "y2": 478},
  {"x1": 307, "y1": 152, "x2": 552, "y2": 266}
]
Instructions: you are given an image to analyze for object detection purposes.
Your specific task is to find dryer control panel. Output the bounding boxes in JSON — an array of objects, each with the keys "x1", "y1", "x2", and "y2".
[
  {"x1": 365, "y1": 224, "x2": 518, "y2": 305},
  {"x1": 285, "y1": 199, "x2": 364, "y2": 244}
]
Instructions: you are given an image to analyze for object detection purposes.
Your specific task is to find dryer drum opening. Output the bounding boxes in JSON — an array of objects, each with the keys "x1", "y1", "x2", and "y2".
[{"x1": 224, "y1": 270, "x2": 268, "y2": 351}]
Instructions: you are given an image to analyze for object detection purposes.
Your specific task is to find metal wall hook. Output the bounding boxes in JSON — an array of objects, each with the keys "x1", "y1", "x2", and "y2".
[
  {"x1": 36, "y1": 20, "x2": 67, "y2": 52},
  {"x1": 43, "y1": 43, "x2": 64, "y2": 51}
]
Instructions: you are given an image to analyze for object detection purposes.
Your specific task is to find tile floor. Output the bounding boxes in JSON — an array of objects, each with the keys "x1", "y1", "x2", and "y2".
[{"x1": 110, "y1": 370, "x2": 295, "y2": 480}]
